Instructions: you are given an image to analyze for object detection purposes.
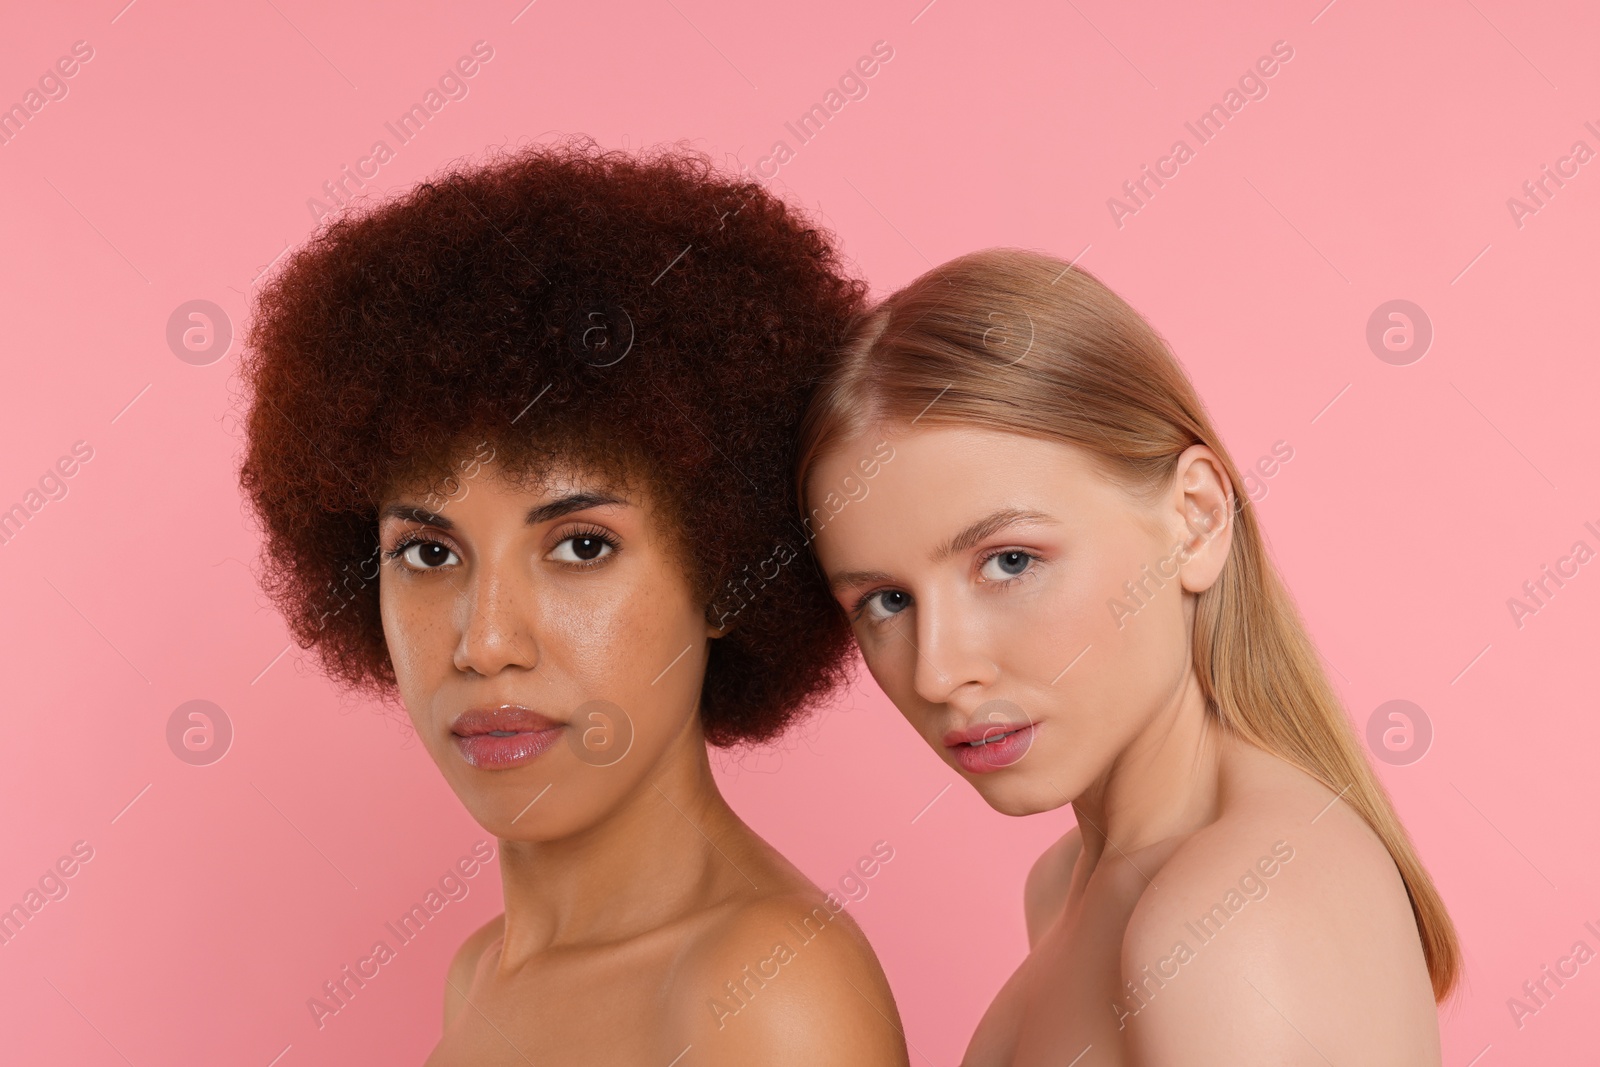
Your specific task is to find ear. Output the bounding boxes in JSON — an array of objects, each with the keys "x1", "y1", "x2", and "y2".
[
  {"x1": 1164, "y1": 444, "x2": 1235, "y2": 595},
  {"x1": 704, "y1": 606, "x2": 736, "y2": 640}
]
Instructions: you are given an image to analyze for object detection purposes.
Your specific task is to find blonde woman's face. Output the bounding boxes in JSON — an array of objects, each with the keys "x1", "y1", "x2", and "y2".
[{"x1": 807, "y1": 424, "x2": 1234, "y2": 815}]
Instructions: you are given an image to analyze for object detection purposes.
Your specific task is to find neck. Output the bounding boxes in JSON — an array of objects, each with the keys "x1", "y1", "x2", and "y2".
[
  {"x1": 1070, "y1": 667, "x2": 1226, "y2": 872},
  {"x1": 494, "y1": 717, "x2": 741, "y2": 966}
]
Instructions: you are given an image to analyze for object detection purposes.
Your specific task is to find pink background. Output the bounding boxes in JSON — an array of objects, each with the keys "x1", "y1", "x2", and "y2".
[{"x1": 3, "y1": 0, "x2": 1597, "y2": 1063}]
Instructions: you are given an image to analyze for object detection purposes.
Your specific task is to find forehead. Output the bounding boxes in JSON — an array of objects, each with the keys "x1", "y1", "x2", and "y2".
[
  {"x1": 813, "y1": 424, "x2": 1106, "y2": 498},
  {"x1": 808, "y1": 424, "x2": 1142, "y2": 549}
]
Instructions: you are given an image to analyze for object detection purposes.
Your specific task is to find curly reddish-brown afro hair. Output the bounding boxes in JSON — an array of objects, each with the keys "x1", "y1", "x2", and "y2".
[{"x1": 237, "y1": 138, "x2": 867, "y2": 746}]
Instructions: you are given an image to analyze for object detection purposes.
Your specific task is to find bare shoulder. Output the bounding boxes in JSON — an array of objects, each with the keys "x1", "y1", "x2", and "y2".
[
  {"x1": 669, "y1": 890, "x2": 909, "y2": 1066},
  {"x1": 1023, "y1": 823, "x2": 1082, "y2": 947},
  {"x1": 441, "y1": 913, "x2": 504, "y2": 1031},
  {"x1": 1120, "y1": 744, "x2": 1440, "y2": 1065}
]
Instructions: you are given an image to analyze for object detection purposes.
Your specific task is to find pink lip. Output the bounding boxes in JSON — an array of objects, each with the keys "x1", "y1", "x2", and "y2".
[
  {"x1": 946, "y1": 721, "x2": 1038, "y2": 774},
  {"x1": 450, "y1": 705, "x2": 565, "y2": 770}
]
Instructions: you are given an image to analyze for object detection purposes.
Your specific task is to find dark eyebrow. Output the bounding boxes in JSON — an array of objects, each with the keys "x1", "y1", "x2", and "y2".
[
  {"x1": 378, "y1": 491, "x2": 628, "y2": 531},
  {"x1": 829, "y1": 508, "x2": 1057, "y2": 593}
]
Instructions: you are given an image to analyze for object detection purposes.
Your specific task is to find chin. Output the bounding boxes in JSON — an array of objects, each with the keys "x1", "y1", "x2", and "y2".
[
  {"x1": 461, "y1": 784, "x2": 598, "y2": 840},
  {"x1": 969, "y1": 774, "x2": 1073, "y2": 818}
]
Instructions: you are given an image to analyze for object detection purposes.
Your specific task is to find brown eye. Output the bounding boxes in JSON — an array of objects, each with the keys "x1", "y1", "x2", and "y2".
[
  {"x1": 396, "y1": 540, "x2": 459, "y2": 571},
  {"x1": 549, "y1": 534, "x2": 615, "y2": 564}
]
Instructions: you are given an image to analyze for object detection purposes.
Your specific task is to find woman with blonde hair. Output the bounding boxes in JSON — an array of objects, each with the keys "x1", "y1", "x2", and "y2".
[{"x1": 797, "y1": 248, "x2": 1459, "y2": 1065}]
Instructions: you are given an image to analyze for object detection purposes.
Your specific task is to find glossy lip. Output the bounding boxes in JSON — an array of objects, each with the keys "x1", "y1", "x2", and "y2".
[
  {"x1": 942, "y1": 718, "x2": 1035, "y2": 748},
  {"x1": 944, "y1": 719, "x2": 1038, "y2": 775},
  {"x1": 450, "y1": 705, "x2": 565, "y2": 771}
]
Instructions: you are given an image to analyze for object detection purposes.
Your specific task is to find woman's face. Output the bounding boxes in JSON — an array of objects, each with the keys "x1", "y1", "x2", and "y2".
[
  {"x1": 807, "y1": 424, "x2": 1233, "y2": 816},
  {"x1": 378, "y1": 451, "x2": 718, "y2": 839}
]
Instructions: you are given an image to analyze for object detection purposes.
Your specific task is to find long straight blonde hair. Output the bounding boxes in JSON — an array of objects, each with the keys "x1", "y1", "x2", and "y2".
[{"x1": 796, "y1": 247, "x2": 1461, "y2": 1003}]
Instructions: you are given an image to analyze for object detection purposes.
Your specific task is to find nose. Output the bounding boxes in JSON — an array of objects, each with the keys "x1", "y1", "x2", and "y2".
[
  {"x1": 910, "y1": 588, "x2": 998, "y2": 706},
  {"x1": 452, "y1": 556, "x2": 539, "y2": 678}
]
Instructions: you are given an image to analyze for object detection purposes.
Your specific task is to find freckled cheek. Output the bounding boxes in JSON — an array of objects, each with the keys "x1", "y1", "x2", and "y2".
[
  {"x1": 560, "y1": 613, "x2": 634, "y2": 682},
  {"x1": 548, "y1": 577, "x2": 696, "y2": 698},
  {"x1": 378, "y1": 587, "x2": 452, "y2": 724}
]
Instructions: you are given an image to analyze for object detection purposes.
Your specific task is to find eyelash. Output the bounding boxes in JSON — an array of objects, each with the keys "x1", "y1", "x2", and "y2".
[
  {"x1": 849, "y1": 548, "x2": 1043, "y2": 625},
  {"x1": 553, "y1": 524, "x2": 621, "y2": 568},
  {"x1": 383, "y1": 533, "x2": 448, "y2": 571},
  {"x1": 381, "y1": 524, "x2": 622, "y2": 574}
]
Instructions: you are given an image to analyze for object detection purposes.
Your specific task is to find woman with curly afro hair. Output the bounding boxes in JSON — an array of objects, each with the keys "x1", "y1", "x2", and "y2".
[{"x1": 237, "y1": 138, "x2": 909, "y2": 1065}]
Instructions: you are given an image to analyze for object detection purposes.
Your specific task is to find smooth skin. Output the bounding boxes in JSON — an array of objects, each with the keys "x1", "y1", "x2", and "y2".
[
  {"x1": 808, "y1": 425, "x2": 1440, "y2": 1067},
  {"x1": 379, "y1": 451, "x2": 908, "y2": 1067}
]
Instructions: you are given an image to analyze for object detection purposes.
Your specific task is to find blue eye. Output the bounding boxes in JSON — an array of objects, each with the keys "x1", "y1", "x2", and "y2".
[
  {"x1": 980, "y1": 550, "x2": 1033, "y2": 581},
  {"x1": 860, "y1": 589, "x2": 911, "y2": 622}
]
